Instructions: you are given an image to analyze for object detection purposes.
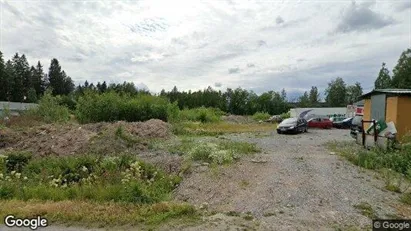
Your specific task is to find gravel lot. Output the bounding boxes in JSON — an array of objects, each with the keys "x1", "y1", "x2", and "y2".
[
  {"x1": 174, "y1": 129, "x2": 406, "y2": 230},
  {"x1": 2, "y1": 129, "x2": 408, "y2": 231}
]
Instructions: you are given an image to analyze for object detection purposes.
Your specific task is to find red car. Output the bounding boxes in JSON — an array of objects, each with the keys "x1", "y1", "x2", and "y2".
[{"x1": 307, "y1": 117, "x2": 333, "y2": 129}]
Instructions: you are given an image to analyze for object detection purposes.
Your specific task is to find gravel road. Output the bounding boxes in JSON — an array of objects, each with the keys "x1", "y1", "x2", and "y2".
[
  {"x1": 2, "y1": 129, "x2": 408, "y2": 231},
  {"x1": 174, "y1": 129, "x2": 406, "y2": 230}
]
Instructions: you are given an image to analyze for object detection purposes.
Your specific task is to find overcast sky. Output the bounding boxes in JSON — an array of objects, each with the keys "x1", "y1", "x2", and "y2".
[{"x1": 1, "y1": 0, "x2": 410, "y2": 99}]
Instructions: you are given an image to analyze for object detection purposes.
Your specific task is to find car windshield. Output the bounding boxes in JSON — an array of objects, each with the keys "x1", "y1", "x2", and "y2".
[
  {"x1": 280, "y1": 118, "x2": 297, "y2": 125},
  {"x1": 342, "y1": 117, "x2": 352, "y2": 122}
]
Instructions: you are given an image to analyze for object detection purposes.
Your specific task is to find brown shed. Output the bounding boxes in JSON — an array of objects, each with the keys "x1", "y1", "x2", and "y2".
[{"x1": 360, "y1": 89, "x2": 411, "y2": 141}]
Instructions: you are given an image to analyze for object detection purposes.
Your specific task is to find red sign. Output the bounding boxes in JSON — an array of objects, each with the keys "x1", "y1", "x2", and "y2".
[{"x1": 356, "y1": 107, "x2": 364, "y2": 115}]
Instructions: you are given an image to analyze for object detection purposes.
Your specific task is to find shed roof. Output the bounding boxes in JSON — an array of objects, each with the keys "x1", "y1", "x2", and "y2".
[{"x1": 360, "y1": 89, "x2": 411, "y2": 99}]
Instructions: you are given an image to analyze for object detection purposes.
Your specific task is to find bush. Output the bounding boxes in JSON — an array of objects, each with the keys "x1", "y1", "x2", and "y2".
[
  {"x1": 178, "y1": 107, "x2": 221, "y2": 123},
  {"x1": 252, "y1": 112, "x2": 270, "y2": 121},
  {"x1": 280, "y1": 111, "x2": 291, "y2": 120},
  {"x1": 26, "y1": 90, "x2": 71, "y2": 123},
  {"x1": 76, "y1": 91, "x2": 171, "y2": 124}
]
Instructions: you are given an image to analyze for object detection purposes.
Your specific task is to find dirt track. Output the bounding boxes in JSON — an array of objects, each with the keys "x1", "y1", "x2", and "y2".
[
  {"x1": 173, "y1": 129, "x2": 406, "y2": 230},
  {"x1": 2, "y1": 129, "x2": 409, "y2": 231}
]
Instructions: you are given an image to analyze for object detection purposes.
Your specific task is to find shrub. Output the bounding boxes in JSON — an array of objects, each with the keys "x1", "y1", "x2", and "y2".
[
  {"x1": 26, "y1": 90, "x2": 70, "y2": 123},
  {"x1": 76, "y1": 91, "x2": 171, "y2": 124},
  {"x1": 252, "y1": 112, "x2": 270, "y2": 121},
  {"x1": 178, "y1": 107, "x2": 221, "y2": 123},
  {"x1": 280, "y1": 111, "x2": 291, "y2": 120}
]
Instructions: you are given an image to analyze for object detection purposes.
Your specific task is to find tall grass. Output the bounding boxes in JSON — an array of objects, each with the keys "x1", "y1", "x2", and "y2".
[{"x1": 0, "y1": 152, "x2": 180, "y2": 203}]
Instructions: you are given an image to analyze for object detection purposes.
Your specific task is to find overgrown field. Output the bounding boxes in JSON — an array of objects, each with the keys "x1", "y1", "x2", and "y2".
[{"x1": 0, "y1": 92, "x2": 271, "y2": 227}]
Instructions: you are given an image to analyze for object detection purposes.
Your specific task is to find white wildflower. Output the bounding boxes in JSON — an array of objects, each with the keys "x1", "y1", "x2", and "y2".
[{"x1": 81, "y1": 166, "x2": 88, "y2": 172}]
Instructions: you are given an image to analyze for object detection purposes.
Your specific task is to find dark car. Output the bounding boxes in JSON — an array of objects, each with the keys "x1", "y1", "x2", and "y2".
[
  {"x1": 350, "y1": 115, "x2": 363, "y2": 139},
  {"x1": 277, "y1": 117, "x2": 308, "y2": 134},
  {"x1": 333, "y1": 117, "x2": 353, "y2": 129}
]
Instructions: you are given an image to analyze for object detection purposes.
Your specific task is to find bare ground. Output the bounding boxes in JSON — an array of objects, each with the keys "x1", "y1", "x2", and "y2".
[
  {"x1": 2, "y1": 129, "x2": 410, "y2": 231},
  {"x1": 171, "y1": 129, "x2": 408, "y2": 230}
]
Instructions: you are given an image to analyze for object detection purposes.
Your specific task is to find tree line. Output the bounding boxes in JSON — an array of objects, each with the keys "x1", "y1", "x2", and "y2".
[{"x1": 0, "y1": 47, "x2": 410, "y2": 115}]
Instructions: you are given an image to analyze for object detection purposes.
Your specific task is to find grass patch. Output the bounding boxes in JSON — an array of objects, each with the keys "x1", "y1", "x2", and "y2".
[
  {"x1": 0, "y1": 152, "x2": 180, "y2": 203},
  {"x1": 0, "y1": 200, "x2": 198, "y2": 227},
  {"x1": 353, "y1": 202, "x2": 377, "y2": 219},
  {"x1": 173, "y1": 122, "x2": 276, "y2": 136},
  {"x1": 327, "y1": 140, "x2": 411, "y2": 177},
  {"x1": 178, "y1": 107, "x2": 223, "y2": 123}
]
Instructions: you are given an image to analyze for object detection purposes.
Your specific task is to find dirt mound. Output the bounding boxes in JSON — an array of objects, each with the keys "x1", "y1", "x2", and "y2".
[
  {"x1": 2, "y1": 119, "x2": 172, "y2": 156},
  {"x1": 222, "y1": 115, "x2": 254, "y2": 124},
  {"x1": 118, "y1": 119, "x2": 171, "y2": 139},
  {"x1": 10, "y1": 124, "x2": 97, "y2": 156}
]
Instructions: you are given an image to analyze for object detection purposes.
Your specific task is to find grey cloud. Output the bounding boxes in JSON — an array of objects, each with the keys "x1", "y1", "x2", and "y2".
[
  {"x1": 395, "y1": 1, "x2": 411, "y2": 12},
  {"x1": 128, "y1": 18, "x2": 168, "y2": 36},
  {"x1": 247, "y1": 63, "x2": 255, "y2": 68},
  {"x1": 257, "y1": 40, "x2": 267, "y2": 47},
  {"x1": 335, "y1": 1, "x2": 394, "y2": 33},
  {"x1": 214, "y1": 82, "x2": 222, "y2": 88},
  {"x1": 228, "y1": 67, "x2": 240, "y2": 74},
  {"x1": 261, "y1": 17, "x2": 309, "y2": 31},
  {"x1": 276, "y1": 16, "x2": 284, "y2": 24},
  {"x1": 1, "y1": 1, "x2": 25, "y2": 21}
]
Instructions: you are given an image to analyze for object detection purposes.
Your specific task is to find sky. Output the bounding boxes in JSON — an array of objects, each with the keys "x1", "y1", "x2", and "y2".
[{"x1": 1, "y1": 0, "x2": 410, "y2": 100}]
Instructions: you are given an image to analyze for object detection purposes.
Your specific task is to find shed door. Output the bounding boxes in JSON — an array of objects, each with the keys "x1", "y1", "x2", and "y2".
[{"x1": 371, "y1": 94, "x2": 386, "y2": 121}]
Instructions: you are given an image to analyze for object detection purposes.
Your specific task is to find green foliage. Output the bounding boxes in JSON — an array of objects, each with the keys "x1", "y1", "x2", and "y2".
[
  {"x1": 280, "y1": 111, "x2": 291, "y2": 120},
  {"x1": 391, "y1": 48, "x2": 411, "y2": 89},
  {"x1": 178, "y1": 107, "x2": 222, "y2": 123},
  {"x1": 0, "y1": 153, "x2": 180, "y2": 203},
  {"x1": 1, "y1": 104, "x2": 11, "y2": 119},
  {"x1": 346, "y1": 82, "x2": 363, "y2": 104},
  {"x1": 328, "y1": 141, "x2": 411, "y2": 178},
  {"x1": 27, "y1": 90, "x2": 70, "y2": 123},
  {"x1": 375, "y1": 63, "x2": 392, "y2": 89},
  {"x1": 252, "y1": 112, "x2": 270, "y2": 121},
  {"x1": 75, "y1": 91, "x2": 170, "y2": 124},
  {"x1": 325, "y1": 77, "x2": 347, "y2": 107},
  {"x1": 309, "y1": 86, "x2": 320, "y2": 106},
  {"x1": 298, "y1": 91, "x2": 310, "y2": 107}
]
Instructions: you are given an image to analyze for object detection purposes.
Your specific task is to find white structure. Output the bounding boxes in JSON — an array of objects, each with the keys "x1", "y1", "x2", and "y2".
[
  {"x1": 0, "y1": 101, "x2": 38, "y2": 116},
  {"x1": 289, "y1": 107, "x2": 348, "y2": 119}
]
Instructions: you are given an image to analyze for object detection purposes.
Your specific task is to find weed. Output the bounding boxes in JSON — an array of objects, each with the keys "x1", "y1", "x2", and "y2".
[
  {"x1": 354, "y1": 202, "x2": 377, "y2": 219},
  {"x1": 239, "y1": 180, "x2": 249, "y2": 189}
]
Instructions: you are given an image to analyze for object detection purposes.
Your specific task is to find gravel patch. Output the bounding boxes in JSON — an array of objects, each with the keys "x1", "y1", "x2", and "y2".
[{"x1": 175, "y1": 129, "x2": 405, "y2": 230}]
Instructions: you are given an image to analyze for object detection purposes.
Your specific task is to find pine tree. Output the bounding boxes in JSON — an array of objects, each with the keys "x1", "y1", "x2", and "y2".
[
  {"x1": 374, "y1": 63, "x2": 391, "y2": 89},
  {"x1": 48, "y1": 58, "x2": 74, "y2": 95},
  {"x1": 0, "y1": 51, "x2": 7, "y2": 101},
  {"x1": 4, "y1": 60, "x2": 14, "y2": 101},
  {"x1": 309, "y1": 86, "x2": 320, "y2": 107},
  {"x1": 10, "y1": 53, "x2": 26, "y2": 102},
  {"x1": 32, "y1": 61, "x2": 45, "y2": 97}
]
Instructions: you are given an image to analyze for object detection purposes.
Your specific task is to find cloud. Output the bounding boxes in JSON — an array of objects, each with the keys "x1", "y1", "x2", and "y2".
[
  {"x1": 335, "y1": 1, "x2": 395, "y2": 33},
  {"x1": 257, "y1": 40, "x2": 267, "y2": 47},
  {"x1": 1, "y1": 1, "x2": 409, "y2": 94},
  {"x1": 395, "y1": 1, "x2": 411, "y2": 12},
  {"x1": 276, "y1": 16, "x2": 284, "y2": 24},
  {"x1": 214, "y1": 82, "x2": 222, "y2": 88},
  {"x1": 228, "y1": 67, "x2": 240, "y2": 74}
]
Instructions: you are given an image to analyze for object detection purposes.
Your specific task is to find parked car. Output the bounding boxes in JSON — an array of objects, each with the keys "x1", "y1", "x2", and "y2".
[
  {"x1": 277, "y1": 117, "x2": 308, "y2": 134},
  {"x1": 307, "y1": 117, "x2": 333, "y2": 129},
  {"x1": 350, "y1": 115, "x2": 363, "y2": 139},
  {"x1": 333, "y1": 117, "x2": 353, "y2": 129}
]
